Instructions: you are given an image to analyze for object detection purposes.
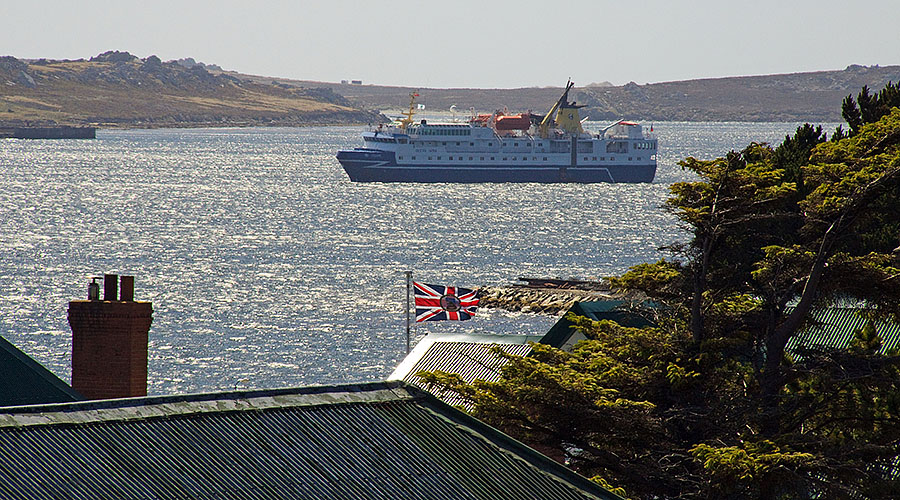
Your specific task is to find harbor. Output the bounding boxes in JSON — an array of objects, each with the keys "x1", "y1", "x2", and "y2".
[
  {"x1": 0, "y1": 126, "x2": 96, "y2": 139},
  {"x1": 3, "y1": 3, "x2": 898, "y2": 494},
  {"x1": 0, "y1": 122, "x2": 825, "y2": 394}
]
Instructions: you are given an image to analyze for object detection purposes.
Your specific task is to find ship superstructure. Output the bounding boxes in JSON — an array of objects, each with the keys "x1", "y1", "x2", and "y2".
[{"x1": 336, "y1": 81, "x2": 657, "y2": 183}]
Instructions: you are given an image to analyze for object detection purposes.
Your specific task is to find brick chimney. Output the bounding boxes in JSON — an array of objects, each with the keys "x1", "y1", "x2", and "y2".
[{"x1": 68, "y1": 274, "x2": 152, "y2": 399}]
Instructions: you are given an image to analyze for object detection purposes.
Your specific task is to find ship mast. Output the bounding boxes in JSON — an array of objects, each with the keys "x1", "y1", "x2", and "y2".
[
  {"x1": 398, "y1": 91, "x2": 420, "y2": 130},
  {"x1": 538, "y1": 80, "x2": 585, "y2": 138}
]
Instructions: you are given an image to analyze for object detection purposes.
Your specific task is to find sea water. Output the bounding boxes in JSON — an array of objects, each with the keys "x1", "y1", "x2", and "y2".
[{"x1": 0, "y1": 122, "x2": 836, "y2": 394}]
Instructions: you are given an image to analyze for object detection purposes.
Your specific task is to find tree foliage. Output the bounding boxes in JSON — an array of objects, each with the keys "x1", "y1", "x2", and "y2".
[
  {"x1": 421, "y1": 87, "x2": 900, "y2": 499},
  {"x1": 841, "y1": 82, "x2": 900, "y2": 136}
]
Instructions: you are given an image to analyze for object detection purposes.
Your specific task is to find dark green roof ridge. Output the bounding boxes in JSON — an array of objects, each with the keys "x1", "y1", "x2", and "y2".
[{"x1": 0, "y1": 334, "x2": 81, "y2": 406}]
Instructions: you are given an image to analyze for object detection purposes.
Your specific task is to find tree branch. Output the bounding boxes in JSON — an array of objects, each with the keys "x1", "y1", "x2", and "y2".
[{"x1": 762, "y1": 130, "x2": 900, "y2": 399}]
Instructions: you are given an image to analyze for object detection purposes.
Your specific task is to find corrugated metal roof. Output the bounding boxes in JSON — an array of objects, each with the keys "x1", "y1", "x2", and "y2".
[
  {"x1": 391, "y1": 302, "x2": 656, "y2": 410},
  {"x1": 401, "y1": 341, "x2": 534, "y2": 409},
  {"x1": 390, "y1": 334, "x2": 542, "y2": 380},
  {"x1": 0, "y1": 381, "x2": 620, "y2": 500},
  {"x1": 787, "y1": 307, "x2": 900, "y2": 355}
]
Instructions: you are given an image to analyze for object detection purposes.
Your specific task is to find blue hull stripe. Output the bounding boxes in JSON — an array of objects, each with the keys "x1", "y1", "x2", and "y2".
[{"x1": 336, "y1": 149, "x2": 656, "y2": 183}]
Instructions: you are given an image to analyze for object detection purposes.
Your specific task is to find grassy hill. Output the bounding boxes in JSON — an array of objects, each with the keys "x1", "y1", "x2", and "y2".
[
  {"x1": 0, "y1": 51, "x2": 382, "y2": 128},
  {"x1": 294, "y1": 65, "x2": 900, "y2": 123},
  {"x1": 4, "y1": 51, "x2": 898, "y2": 127}
]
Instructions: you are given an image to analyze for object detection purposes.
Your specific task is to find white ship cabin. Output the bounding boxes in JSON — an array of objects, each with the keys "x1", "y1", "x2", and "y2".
[
  {"x1": 600, "y1": 120, "x2": 657, "y2": 156},
  {"x1": 362, "y1": 119, "x2": 656, "y2": 166},
  {"x1": 603, "y1": 120, "x2": 646, "y2": 139}
]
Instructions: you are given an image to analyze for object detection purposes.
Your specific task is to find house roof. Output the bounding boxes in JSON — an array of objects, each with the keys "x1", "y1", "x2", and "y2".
[
  {"x1": 389, "y1": 334, "x2": 539, "y2": 409},
  {"x1": 0, "y1": 334, "x2": 81, "y2": 406},
  {"x1": 390, "y1": 333, "x2": 542, "y2": 380},
  {"x1": 542, "y1": 300, "x2": 655, "y2": 348},
  {"x1": 391, "y1": 302, "x2": 654, "y2": 409},
  {"x1": 787, "y1": 306, "x2": 900, "y2": 355},
  {"x1": 0, "y1": 381, "x2": 621, "y2": 500}
]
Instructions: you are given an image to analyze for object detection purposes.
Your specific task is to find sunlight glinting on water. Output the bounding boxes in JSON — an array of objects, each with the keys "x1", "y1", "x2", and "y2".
[{"x1": 0, "y1": 122, "x2": 836, "y2": 394}]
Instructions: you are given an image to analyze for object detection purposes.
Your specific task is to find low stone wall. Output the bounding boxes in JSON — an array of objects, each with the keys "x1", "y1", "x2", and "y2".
[{"x1": 477, "y1": 286, "x2": 619, "y2": 315}]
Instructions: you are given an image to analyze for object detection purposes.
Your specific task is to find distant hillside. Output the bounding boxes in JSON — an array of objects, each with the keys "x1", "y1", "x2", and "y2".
[
  {"x1": 578, "y1": 65, "x2": 900, "y2": 122},
  {"x1": 0, "y1": 51, "x2": 382, "y2": 128},
  {"x1": 305, "y1": 65, "x2": 900, "y2": 123},
  {"x1": 4, "y1": 52, "x2": 898, "y2": 128}
]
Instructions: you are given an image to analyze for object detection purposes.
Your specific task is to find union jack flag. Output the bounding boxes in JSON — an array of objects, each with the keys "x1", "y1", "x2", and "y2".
[{"x1": 413, "y1": 282, "x2": 479, "y2": 322}]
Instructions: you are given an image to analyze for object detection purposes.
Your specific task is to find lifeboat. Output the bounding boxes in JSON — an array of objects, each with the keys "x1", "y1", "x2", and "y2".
[{"x1": 494, "y1": 113, "x2": 532, "y2": 131}]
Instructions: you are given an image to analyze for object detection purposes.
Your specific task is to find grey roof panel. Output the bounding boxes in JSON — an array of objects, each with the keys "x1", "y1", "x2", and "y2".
[
  {"x1": 0, "y1": 382, "x2": 620, "y2": 500},
  {"x1": 405, "y1": 341, "x2": 534, "y2": 383},
  {"x1": 389, "y1": 333, "x2": 543, "y2": 382},
  {"x1": 401, "y1": 341, "x2": 534, "y2": 409}
]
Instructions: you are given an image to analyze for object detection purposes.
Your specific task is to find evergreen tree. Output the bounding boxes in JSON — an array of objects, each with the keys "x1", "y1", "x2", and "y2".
[
  {"x1": 842, "y1": 94, "x2": 863, "y2": 135},
  {"x1": 774, "y1": 123, "x2": 826, "y2": 197},
  {"x1": 878, "y1": 81, "x2": 900, "y2": 112},
  {"x1": 858, "y1": 85, "x2": 878, "y2": 124},
  {"x1": 831, "y1": 124, "x2": 847, "y2": 142},
  {"x1": 421, "y1": 85, "x2": 900, "y2": 499},
  {"x1": 842, "y1": 82, "x2": 900, "y2": 137}
]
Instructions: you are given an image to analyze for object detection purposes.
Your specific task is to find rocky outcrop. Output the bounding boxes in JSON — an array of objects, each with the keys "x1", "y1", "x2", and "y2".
[
  {"x1": 138, "y1": 55, "x2": 163, "y2": 73},
  {"x1": 0, "y1": 57, "x2": 36, "y2": 88},
  {"x1": 90, "y1": 50, "x2": 139, "y2": 63},
  {"x1": 172, "y1": 57, "x2": 223, "y2": 72},
  {"x1": 0, "y1": 56, "x2": 28, "y2": 73},
  {"x1": 16, "y1": 70, "x2": 35, "y2": 88},
  {"x1": 1, "y1": 51, "x2": 385, "y2": 128}
]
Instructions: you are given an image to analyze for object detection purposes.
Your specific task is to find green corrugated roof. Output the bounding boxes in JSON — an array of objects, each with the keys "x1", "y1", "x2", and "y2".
[
  {"x1": 0, "y1": 335, "x2": 81, "y2": 406},
  {"x1": 0, "y1": 381, "x2": 622, "y2": 500},
  {"x1": 787, "y1": 307, "x2": 900, "y2": 355},
  {"x1": 546, "y1": 303, "x2": 900, "y2": 356}
]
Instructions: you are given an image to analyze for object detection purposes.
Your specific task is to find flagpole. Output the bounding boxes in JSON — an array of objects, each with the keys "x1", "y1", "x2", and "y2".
[{"x1": 405, "y1": 270, "x2": 412, "y2": 355}]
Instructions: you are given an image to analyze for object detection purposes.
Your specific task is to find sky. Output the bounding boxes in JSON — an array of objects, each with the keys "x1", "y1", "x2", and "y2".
[{"x1": 3, "y1": 0, "x2": 899, "y2": 89}]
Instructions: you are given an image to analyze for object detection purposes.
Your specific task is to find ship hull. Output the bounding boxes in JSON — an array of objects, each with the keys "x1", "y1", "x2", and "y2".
[{"x1": 337, "y1": 149, "x2": 656, "y2": 183}]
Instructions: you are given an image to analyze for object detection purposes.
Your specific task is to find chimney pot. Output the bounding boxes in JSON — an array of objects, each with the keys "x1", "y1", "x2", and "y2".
[
  {"x1": 120, "y1": 276, "x2": 135, "y2": 301},
  {"x1": 87, "y1": 277, "x2": 100, "y2": 301},
  {"x1": 103, "y1": 274, "x2": 118, "y2": 301}
]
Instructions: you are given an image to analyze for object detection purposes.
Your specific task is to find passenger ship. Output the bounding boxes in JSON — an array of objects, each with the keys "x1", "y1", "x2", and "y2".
[{"x1": 336, "y1": 81, "x2": 657, "y2": 183}]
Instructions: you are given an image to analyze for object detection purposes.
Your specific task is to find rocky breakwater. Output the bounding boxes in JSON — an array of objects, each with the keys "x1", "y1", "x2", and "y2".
[{"x1": 477, "y1": 278, "x2": 622, "y2": 315}]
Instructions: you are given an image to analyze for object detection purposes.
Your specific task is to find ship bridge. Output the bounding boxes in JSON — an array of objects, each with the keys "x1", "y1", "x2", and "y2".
[{"x1": 602, "y1": 120, "x2": 647, "y2": 139}]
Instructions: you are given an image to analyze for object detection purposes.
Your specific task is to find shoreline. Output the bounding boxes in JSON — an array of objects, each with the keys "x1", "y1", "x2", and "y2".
[
  {"x1": 0, "y1": 116, "x2": 385, "y2": 132},
  {"x1": 0, "y1": 121, "x2": 377, "y2": 132}
]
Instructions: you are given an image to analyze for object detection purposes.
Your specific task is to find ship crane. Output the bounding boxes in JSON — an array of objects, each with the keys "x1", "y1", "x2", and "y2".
[
  {"x1": 398, "y1": 91, "x2": 420, "y2": 130},
  {"x1": 538, "y1": 79, "x2": 586, "y2": 138}
]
